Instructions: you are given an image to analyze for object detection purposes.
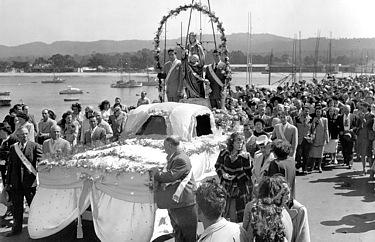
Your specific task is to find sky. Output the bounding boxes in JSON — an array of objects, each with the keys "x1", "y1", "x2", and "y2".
[{"x1": 0, "y1": 0, "x2": 374, "y2": 46}]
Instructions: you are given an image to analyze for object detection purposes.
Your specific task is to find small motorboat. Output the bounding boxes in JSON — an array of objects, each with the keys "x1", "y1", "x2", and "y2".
[
  {"x1": 64, "y1": 98, "x2": 80, "y2": 102},
  {"x1": 0, "y1": 91, "x2": 10, "y2": 96},
  {"x1": 42, "y1": 75, "x2": 66, "y2": 83},
  {"x1": 110, "y1": 80, "x2": 143, "y2": 88},
  {"x1": 0, "y1": 97, "x2": 11, "y2": 106},
  {"x1": 59, "y1": 86, "x2": 83, "y2": 94}
]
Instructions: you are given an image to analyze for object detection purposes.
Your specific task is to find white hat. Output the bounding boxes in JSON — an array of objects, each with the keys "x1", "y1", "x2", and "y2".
[{"x1": 255, "y1": 135, "x2": 270, "y2": 145}]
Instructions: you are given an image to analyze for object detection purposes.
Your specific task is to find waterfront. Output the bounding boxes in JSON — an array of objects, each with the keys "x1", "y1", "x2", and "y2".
[{"x1": 0, "y1": 71, "x2": 344, "y2": 120}]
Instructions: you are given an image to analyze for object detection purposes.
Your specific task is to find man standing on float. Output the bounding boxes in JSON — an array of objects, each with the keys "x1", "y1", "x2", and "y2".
[
  {"x1": 157, "y1": 49, "x2": 184, "y2": 102},
  {"x1": 205, "y1": 49, "x2": 226, "y2": 109}
]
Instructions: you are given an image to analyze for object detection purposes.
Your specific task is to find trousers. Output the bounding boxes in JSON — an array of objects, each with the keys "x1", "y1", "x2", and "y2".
[{"x1": 168, "y1": 204, "x2": 198, "y2": 242}]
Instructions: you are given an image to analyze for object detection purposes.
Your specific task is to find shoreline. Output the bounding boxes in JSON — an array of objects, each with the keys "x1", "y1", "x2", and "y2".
[{"x1": 0, "y1": 72, "x2": 156, "y2": 77}]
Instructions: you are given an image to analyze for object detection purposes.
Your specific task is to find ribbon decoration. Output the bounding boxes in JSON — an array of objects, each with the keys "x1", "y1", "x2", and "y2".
[{"x1": 76, "y1": 172, "x2": 118, "y2": 238}]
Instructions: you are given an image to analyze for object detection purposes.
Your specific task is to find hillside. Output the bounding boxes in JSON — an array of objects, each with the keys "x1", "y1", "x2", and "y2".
[{"x1": 1, "y1": 33, "x2": 375, "y2": 60}]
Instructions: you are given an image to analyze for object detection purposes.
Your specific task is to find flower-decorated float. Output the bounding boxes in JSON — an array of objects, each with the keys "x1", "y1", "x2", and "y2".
[{"x1": 28, "y1": 102, "x2": 226, "y2": 242}]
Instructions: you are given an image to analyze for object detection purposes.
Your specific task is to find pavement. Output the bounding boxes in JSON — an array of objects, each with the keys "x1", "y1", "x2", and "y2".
[{"x1": 1, "y1": 159, "x2": 375, "y2": 241}]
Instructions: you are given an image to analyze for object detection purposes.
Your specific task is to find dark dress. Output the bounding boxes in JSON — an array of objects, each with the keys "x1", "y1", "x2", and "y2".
[{"x1": 215, "y1": 149, "x2": 252, "y2": 222}]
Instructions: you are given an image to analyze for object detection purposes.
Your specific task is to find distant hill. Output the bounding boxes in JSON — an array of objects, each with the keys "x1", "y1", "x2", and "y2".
[{"x1": 1, "y1": 33, "x2": 375, "y2": 60}]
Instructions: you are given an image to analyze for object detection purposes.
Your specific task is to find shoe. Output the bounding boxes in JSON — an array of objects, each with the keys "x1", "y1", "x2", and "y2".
[
  {"x1": 5, "y1": 230, "x2": 22, "y2": 237},
  {"x1": 348, "y1": 165, "x2": 352, "y2": 169},
  {"x1": 303, "y1": 171, "x2": 308, "y2": 175},
  {"x1": 318, "y1": 169, "x2": 323, "y2": 173}
]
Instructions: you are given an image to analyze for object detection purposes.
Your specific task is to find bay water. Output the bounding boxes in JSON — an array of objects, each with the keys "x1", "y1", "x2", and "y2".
[{"x1": 0, "y1": 71, "x2": 342, "y2": 121}]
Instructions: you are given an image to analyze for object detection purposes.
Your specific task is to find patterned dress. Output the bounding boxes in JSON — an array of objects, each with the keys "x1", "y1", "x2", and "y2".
[{"x1": 215, "y1": 149, "x2": 252, "y2": 222}]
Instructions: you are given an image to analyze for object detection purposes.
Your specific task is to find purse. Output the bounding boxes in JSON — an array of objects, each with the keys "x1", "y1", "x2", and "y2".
[{"x1": 154, "y1": 182, "x2": 180, "y2": 209}]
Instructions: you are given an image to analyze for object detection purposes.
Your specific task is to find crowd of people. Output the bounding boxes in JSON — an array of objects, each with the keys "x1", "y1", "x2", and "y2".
[
  {"x1": 1, "y1": 32, "x2": 375, "y2": 240},
  {"x1": 151, "y1": 135, "x2": 309, "y2": 242}
]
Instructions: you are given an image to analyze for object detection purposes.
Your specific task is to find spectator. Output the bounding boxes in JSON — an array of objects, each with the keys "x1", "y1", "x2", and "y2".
[
  {"x1": 268, "y1": 139, "x2": 296, "y2": 198},
  {"x1": 42, "y1": 125, "x2": 71, "y2": 155},
  {"x1": 98, "y1": 100, "x2": 111, "y2": 122},
  {"x1": 37, "y1": 109, "x2": 57, "y2": 145},
  {"x1": 196, "y1": 180, "x2": 249, "y2": 242},
  {"x1": 215, "y1": 132, "x2": 252, "y2": 222}
]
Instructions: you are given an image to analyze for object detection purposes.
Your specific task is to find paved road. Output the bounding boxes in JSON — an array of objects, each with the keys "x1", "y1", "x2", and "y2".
[{"x1": 1, "y1": 160, "x2": 375, "y2": 241}]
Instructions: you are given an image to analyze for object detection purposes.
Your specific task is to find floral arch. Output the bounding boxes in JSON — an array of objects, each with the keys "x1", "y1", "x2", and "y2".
[{"x1": 153, "y1": 3, "x2": 228, "y2": 64}]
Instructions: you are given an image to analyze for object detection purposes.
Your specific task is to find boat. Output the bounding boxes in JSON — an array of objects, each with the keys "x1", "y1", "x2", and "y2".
[
  {"x1": 0, "y1": 97, "x2": 11, "y2": 106},
  {"x1": 59, "y1": 86, "x2": 83, "y2": 94},
  {"x1": 0, "y1": 91, "x2": 10, "y2": 96},
  {"x1": 111, "y1": 61, "x2": 143, "y2": 88},
  {"x1": 42, "y1": 74, "x2": 66, "y2": 83},
  {"x1": 141, "y1": 77, "x2": 159, "y2": 86},
  {"x1": 64, "y1": 98, "x2": 80, "y2": 102},
  {"x1": 110, "y1": 79, "x2": 143, "y2": 88}
]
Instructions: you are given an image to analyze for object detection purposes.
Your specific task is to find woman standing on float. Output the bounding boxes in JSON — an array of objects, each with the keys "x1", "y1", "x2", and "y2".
[{"x1": 183, "y1": 32, "x2": 206, "y2": 98}]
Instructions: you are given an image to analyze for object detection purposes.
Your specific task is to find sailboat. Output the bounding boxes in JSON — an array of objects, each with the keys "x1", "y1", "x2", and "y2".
[
  {"x1": 141, "y1": 66, "x2": 158, "y2": 86},
  {"x1": 42, "y1": 72, "x2": 66, "y2": 83},
  {"x1": 110, "y1": 63, "x2": 142, "y2": 88}
]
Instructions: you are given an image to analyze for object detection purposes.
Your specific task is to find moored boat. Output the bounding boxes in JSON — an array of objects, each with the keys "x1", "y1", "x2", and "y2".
[
  {"x1": 64, "y1": 98, "x2": 80, "y2": 102},
  {"x1": 110, "y1": 80, "x2": 143, "y2": 88},
  {"x1": 0, "y1": 97, "x2": 11, "y2": 106},
  {"x1": 59, "y1": 86, "x2": 83, "y2": 94},
  {"x1": 42, "y1": 76, "x2": 66, "y2": 83},
  {"x1": 0, "y1": 91, "x2": 10, "y2": 96}
]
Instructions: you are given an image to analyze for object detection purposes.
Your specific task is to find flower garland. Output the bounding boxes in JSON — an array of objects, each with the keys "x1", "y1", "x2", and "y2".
[
  {"x1": 212, "y1": 107, "x2": 248, "y2": 130},
  {"x1": 39, "y1": 135, "x2": 226, "y2": 175},
  {"x1": 153, "y1": 3, "x2": 228, "y2": 66}
]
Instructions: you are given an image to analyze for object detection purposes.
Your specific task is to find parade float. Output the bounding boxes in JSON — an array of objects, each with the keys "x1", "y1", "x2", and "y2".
[
  {"x1": 28, "y1": 2, "x2": 232, "y2": 241},
  {"x1": 28, "y1": 102, "x2": 227, "y2": 241}
]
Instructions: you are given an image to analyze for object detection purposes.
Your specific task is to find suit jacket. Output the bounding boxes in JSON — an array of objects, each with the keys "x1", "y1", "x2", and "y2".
[
  {"x1": 154, "y1": 150, "x2": 196, "y2": 209},
  {"x1": 355, "y1": 112, "x2": 374, "y2": 140},
  {"x1": 6, "y1": 141, "x2": 43, "y2": 189},
  {"x1": 163, "y1": 59, "x2": 184, "y2": 98},
  {"x1": 272, "y1": 122, "x2": 298, "y2": 157},
  {"x1": 42, "y1": 138, "x2": 71, "y2": 154},
  {"x1": 287, "y1": 199, "x2": 311, "y2": 242},
  {"x1": 83, "y1": 126, "x2": 106, "y2": 146},
  {"x1": 337, "y1": 113, "x2": 356, "y2": 132},
  {"x1": 268, "y1": 157, "x2": 296, "y2": 198},
  {"x1": 205, "y1": 62, "x2": 226, "y2": 99}
]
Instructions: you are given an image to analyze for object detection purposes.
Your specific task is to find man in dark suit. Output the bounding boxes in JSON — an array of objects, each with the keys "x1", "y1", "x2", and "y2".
[
  {"x1": 150, "y1": 136, "x2": 197, "y2": 242},
  {"x1": 337, "y1": 104, "x2": 356, "y2": 168},
  {"x1": 205, "y1": 49, "x2": 226, "y2": 109},
  {"x1": 5, "y1": 127, "x2": 43, "y2": 237},
  {"x1": 83, "y1": 115, "x2": 106, "y2": 147}
]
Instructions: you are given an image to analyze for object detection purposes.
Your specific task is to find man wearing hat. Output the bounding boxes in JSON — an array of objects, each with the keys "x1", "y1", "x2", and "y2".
[{"x1": 5, "y1": 127, "x2": 43, "y2": 237}]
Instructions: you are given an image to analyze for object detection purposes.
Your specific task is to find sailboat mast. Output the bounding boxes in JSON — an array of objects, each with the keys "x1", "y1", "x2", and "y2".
[
  {"x1": 268, "y1": 49, "x2": 273, "y2": 85},
  {"x1": 250, "y1": 12, "x2": 253, "y2": 86},
  {"x1": 299, "y1": 31, "x2": 302, "y2": 82},
  {"x1": 246, "y1": 12, "x2": 250, "y2": 86}
]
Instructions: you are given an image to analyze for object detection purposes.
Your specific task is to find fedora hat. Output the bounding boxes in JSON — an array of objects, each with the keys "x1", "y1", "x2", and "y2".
[{"x1": 0, "y1": 188, "x2": 11, "y2": 207}]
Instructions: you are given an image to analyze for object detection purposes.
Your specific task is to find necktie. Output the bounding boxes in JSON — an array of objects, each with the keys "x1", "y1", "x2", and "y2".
[{"x1": 214, "y1": 63, "x2": 217, "y2": 72}]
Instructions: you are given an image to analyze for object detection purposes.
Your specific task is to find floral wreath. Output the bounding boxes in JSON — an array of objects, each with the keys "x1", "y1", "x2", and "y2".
[{"x1": 153, "y1": 2, "x2": 228, "y2": 66}]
